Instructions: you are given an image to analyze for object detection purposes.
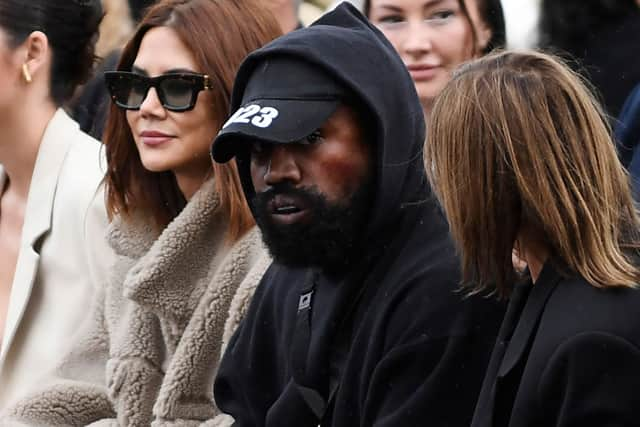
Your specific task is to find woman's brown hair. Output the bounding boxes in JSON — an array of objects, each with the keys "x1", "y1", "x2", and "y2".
[
  {"x1": 424, "y1": 50, "x2": 640, "y2": 296},
  {"x1": 103, "y1": 0, "x2": 281, "y2": 242}
]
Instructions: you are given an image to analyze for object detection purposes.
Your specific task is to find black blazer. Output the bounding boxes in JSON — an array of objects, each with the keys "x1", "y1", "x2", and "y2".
[{"x1": 472, "y1": 261, "x2": 640, "y2": 427}]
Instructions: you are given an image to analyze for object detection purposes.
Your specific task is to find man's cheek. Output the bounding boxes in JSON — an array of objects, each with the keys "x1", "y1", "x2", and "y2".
[{"x1": 249, "y1": 161, "x2": 266, "y2": 191}]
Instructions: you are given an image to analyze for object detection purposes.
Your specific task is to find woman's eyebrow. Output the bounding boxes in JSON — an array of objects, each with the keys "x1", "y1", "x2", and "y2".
[
  {"x1": 375, "y1": 4, "x2": 404, "y2": 12},
  {"x1": 374, "y1": 0, "x2": 448, "y2": 13},
  {"x1": 422, "y1": 0, "x2": 449, "y2": 10},
  {"x1": 164, "y1": 67, "x2": 199, "y2": 74},
  {"x1": 131, "y1": 65, "x2": 147, "y2": 75},
  {"x1": 130, "y1": 65, "x2": 198, "y2": 75}
]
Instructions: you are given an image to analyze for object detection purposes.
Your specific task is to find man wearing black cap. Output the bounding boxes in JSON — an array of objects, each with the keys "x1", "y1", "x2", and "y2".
[{"x1": 211, "y1": 4, "x2": 504, "y2": 426}]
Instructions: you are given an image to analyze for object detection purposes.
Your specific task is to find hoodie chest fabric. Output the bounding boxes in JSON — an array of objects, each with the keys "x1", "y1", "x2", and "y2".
[{"x1": 216, "y1": 203, "x2": 505, "y2": 427}]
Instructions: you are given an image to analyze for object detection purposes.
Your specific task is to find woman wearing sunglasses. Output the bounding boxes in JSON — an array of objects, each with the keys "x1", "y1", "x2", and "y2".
[
  {"x1": 2, "y1": 0, "x2": 280, "y2": 425},
  {"x1": 425, "y1": 50, "x2": 640, "y2": 426},
  {"x1": 0, "y1": 0, "x2": 112, "y2": 409}
]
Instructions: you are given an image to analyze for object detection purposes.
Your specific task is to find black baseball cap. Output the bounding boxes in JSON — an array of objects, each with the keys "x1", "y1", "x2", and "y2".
[{"x1": 211, "y1": 56, "x2": 346, "y2": 163}]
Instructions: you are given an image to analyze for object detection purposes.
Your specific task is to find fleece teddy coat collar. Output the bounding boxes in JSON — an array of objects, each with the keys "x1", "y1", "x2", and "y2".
[{"x1": 3, "y1": 178, "x2": 271, "y2": 427}]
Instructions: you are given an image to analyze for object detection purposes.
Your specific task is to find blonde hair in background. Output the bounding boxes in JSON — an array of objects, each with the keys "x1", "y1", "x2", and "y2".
[
  {"x1": 96, "y1": 0, "x2": 135, "y2": 58},
  {"x1": 424, "y1": 49, "x2": 640, "y2": 296}
]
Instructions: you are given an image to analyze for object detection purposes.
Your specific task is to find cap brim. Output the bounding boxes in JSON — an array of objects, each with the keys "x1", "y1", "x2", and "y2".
[{"x1": 211, "y1": 98, "x2": 340, "y2": 163}]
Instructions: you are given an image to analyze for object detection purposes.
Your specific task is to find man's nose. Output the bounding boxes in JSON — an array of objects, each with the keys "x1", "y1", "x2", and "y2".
[{"x1": 264, "y1": 145, "x2": 301, "y2": 186}]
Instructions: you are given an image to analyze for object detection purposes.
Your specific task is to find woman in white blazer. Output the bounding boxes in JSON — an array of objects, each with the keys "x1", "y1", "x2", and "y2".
[
  {"x1": 0, "y1": 0, "x2": 112, "y2": 408},
  {"x1": 2, "y1": 1, "x2": 281, "y2": 425}
]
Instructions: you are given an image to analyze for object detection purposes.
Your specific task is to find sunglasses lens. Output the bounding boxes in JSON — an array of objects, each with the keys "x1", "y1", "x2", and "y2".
[
  {"x1": 127, "y1": 80, "x2": 148, "y2": 107},
  {"x1": 109, "y1": 75, "x2": 147, "y2": 109},
  {"x1": 160, "y1": 77, "x2": 196, "y2": 109},
  {"x1": 106, "y1": 72, "x2": 204, "y2": 111}
]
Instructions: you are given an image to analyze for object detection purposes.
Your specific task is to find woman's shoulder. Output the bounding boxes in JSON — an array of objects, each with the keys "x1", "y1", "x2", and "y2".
[
  {"x1": 221, "y1": 226, "x2": 272, "y2": 277},
  {"x1": 28, "y1": 110, "x2": 105, "y2": 215},
  {"x1": 218, "y1": 227, "x2": 272, "y2": 350},
  {"x1": 542, "y1": 274, "x2": 640, "y2": 346},
  {"x1": 52, "y1": 112, "x2": 106, "y2": 200},
  {"x1": 62, "y1": 118, "x2": 106, "y2": 182},
  {"x1": 555, "y1": 274, "x2": 640, "y2": 304}
]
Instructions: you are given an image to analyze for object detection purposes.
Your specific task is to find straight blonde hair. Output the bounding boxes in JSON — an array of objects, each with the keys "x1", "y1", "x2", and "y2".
[{"x1": 424, "y1": 50, "x2": 640, "y2": 296}]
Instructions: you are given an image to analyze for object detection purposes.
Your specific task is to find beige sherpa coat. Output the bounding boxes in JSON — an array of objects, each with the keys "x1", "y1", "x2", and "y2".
[{"x1": 2, "y1": 179, "x2": 271, "y2": 426}]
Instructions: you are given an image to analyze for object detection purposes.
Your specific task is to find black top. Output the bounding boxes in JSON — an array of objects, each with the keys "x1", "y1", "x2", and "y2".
[
  {"x1": 616, "y1": 83, "x2": 640, "y2": 195},
  {"x1": 214, "y1": 200, "x2": 505, "y2": 427},
  {"x1": 472, "y1": 261, "x2": 640, "y2": 427},
  {"x1": 69, "y1": 49, "x2": 120, "y2": 139},
  {"x1": 214, "y1": 4, "x2": 505, "y2": 426},
  {"x1": 539, "y1": 3, "x2": 640, "y2": 119},
  {"x1": 578, "y1": 12, "x2": 640, "y2": 119}
]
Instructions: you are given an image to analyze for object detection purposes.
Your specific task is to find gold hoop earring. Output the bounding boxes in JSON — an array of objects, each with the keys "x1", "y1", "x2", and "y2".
[{"x1": 22, "y1": 64, "x2": 32, "y2": 83}]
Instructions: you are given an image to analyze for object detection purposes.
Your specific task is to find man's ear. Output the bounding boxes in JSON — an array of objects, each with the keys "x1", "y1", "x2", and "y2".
[{"x1": 21, "y1": 31, "x2": 50, "y2": 82}]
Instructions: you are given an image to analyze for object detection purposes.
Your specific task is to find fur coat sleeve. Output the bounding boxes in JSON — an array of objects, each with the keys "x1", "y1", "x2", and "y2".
[
  {"x1": 1, "y1": 286, "x2": 115, "y2": 425},
  {"x1": 0, "y1": 224, "x2": 271, "y2": 427}
]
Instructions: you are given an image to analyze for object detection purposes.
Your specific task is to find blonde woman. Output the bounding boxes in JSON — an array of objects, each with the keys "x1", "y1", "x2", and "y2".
[{"x1": 425, "y1": 50, "x2": 640, "y2": 426}]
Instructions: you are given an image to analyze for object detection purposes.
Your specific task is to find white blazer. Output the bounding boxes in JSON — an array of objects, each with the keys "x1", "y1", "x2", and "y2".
[{"x1": 0, "y1": 109, "x2": 112, "y2": 409}]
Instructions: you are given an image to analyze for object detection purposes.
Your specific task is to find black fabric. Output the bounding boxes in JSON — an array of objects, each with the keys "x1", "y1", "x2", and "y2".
[
  {"x1": 213, "y1": 4, "x2": 505, "y2": 426},
  {"x1": 616, "y1": 83, "x2": 640, "y2": 195},
  {"x1": 471, "y1": 262, "x2": 640, "y2": 427},
  {"x1": 212, "y1": 57, "x2": 344, "y2": 161},
  {"x1": 539, "y1": 8, "x2": 640, "y2": 120},
  {"x1": 69, "y1": 49, "x2": 120, "y2": 139},
  {"x1": 128, "y1": 0, "x2": 155, "y2": 22},
  {"x1": 577, "y1": 11, "x2": 640, "y2": 119},
  {"x1": 471, "y1": 282, "x2": 531, "y2": 427}
]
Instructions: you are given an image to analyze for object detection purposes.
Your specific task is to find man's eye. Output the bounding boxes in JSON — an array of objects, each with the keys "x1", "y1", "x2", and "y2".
[
  {"x1": 250, "y1": 141, "x2": 269, "y2": 156},
  {"x1": 301, "y1": 130, "x2": 323, "y2": 145}
]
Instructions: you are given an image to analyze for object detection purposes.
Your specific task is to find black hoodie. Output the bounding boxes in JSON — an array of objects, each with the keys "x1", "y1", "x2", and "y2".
[{"x1": 214, "y1": 4, "x2": 504, "y2": 426}]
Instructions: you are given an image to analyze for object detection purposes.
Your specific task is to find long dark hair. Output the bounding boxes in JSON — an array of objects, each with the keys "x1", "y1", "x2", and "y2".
[{"x1": 0, "y1": 0, "x2": 102, "y2": 105}]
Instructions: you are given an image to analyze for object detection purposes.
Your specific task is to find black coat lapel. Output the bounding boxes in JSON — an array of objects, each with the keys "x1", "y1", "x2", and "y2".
[
  {"x1": 497, "y1": 264, "x2": 561, "y2": 378},
  {"x1": 471, "y1": 282, "x2": 531, "y2": 427},
  {"x1": 472, "y1": 262, "x2": 563, "y2": 427}
]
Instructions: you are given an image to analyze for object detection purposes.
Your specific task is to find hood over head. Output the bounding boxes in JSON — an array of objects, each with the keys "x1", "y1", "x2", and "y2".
[{"x1": 211, "y1": 2, "x2": 427, "y2": 238}]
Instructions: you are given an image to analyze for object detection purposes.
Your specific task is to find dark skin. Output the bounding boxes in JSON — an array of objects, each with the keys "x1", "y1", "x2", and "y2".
[{"x1": 249, "y1": 104, "x2": 371, "y2": 226}]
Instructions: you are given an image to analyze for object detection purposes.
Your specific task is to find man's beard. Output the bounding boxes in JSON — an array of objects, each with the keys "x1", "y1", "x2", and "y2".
[{"x1": 251, "y1": 180, "x2": 373, "y2": 275}]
